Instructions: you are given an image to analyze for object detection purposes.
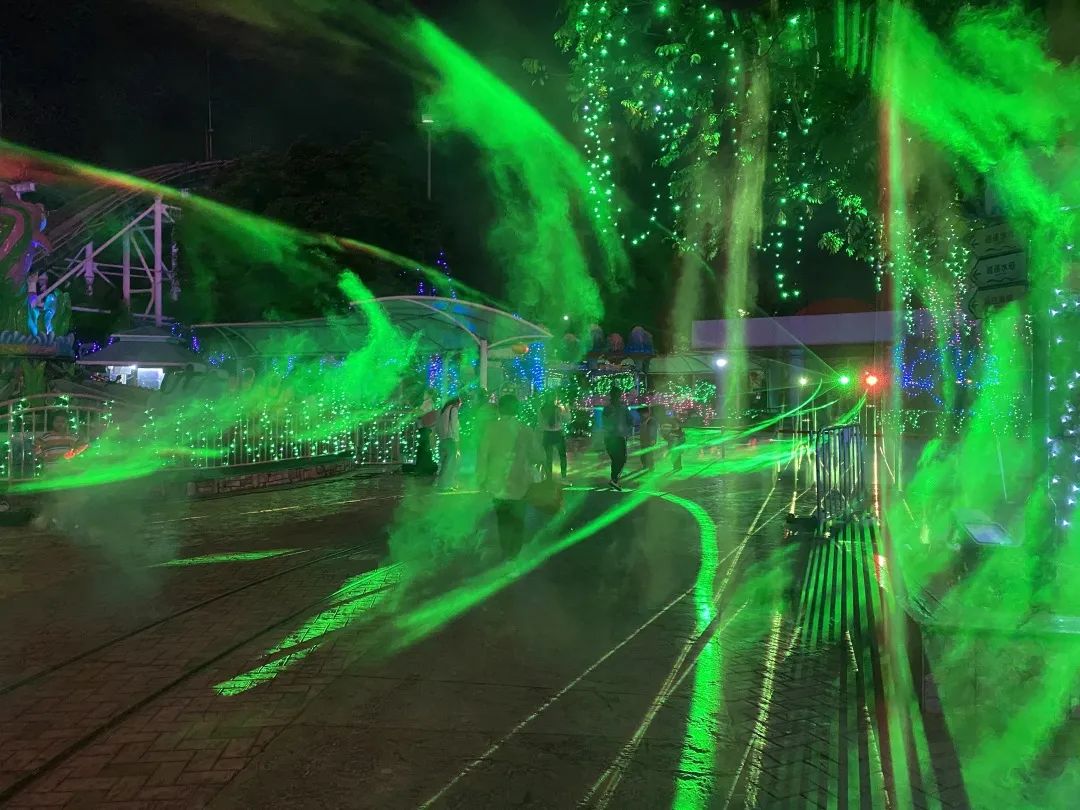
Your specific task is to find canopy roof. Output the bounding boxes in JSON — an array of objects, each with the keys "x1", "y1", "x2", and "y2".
[
  {"x1": 77, "y1": 327, "x2": 204, "y2": 368},
  {"x1": 647, "y1": 354, "x2": 718, "y2": 375},
  {"x1": 194, "y1": 296, "x2": 552, "y2": 359}
]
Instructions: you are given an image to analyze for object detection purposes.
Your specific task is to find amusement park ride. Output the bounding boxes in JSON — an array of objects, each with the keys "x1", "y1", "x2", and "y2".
[
  {"x1": 0, "y1": 163, "x2": 225, "y2": 398},
  {"x1": 18, "y1": 162, "x2": 229, "y2": 327}
]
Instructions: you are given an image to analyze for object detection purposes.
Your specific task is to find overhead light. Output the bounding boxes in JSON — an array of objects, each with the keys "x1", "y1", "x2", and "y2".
[
  {"x1": 838, "y1": 374, "x2": 852, "y2": 386},
  {"x1": 798, "y1": 376, "x2": 809, "y2": 386},
  {"x1": 715, "y1": 357, "x2": 729, "y2": 369},
  {"x1": 421, "y1": 113, "x2": 434, "y2": 125},
  {"x1": 563, "y1": 314, "x2": 570, "y2": 321}
]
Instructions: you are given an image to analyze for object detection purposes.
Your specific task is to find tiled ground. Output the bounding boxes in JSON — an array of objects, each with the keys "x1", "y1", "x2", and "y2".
[{"x1": 0, "y1": 456, "x2": 970, "y2": 808}]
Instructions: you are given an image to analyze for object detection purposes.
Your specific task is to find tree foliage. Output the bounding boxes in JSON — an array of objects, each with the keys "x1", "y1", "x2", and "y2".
[
  {"x1": 176, "y1": 138, "x2": 438, "y2": 322},
  {"x1": 554, "y1": 0, "x2": 961, "y2": 305}
]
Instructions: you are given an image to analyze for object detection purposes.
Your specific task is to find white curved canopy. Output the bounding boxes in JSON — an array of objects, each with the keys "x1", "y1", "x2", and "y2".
[
  {"x1": 193, "y1": 296, "x2": 552, "y2": 359},
  {"x1": 368, "y1": 296, "x2": 551, "y2": 352}
]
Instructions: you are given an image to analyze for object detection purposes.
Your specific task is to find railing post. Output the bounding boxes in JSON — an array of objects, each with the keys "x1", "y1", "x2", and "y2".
[{"x1": 153, "y1": 197, "x2": 164, "y2": 327}]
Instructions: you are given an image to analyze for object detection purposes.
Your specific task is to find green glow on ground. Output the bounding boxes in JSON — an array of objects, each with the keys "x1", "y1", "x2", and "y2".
[
  {"x1": 154, "y1": 550, "x2": 302, "y2": 567},
  {"x1": 214, "y1": 564, "x2": 403, "y2": 697}
]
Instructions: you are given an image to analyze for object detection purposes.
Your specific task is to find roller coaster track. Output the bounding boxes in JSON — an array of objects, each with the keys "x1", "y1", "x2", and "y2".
[{"x1": 31, "y1": 159, "x2": 233, "y2": 274}]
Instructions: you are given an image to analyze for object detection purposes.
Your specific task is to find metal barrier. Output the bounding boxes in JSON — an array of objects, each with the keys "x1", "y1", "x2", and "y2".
[
  {"x1": 814, "y1": 423, "x2": 866, "y2": 534},
  {"x1": 1, "y1": 394, "x2": 117, "y2": 484},
  {"x1": 1, "y1": 394, "x2": 419, "y2": 486}
]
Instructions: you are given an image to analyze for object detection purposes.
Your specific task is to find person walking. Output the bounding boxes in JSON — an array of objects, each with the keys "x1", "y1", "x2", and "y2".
[
  {"x1": 665, "y1": 414, "x2": 686, "y2": 473},
  {"x1": 460, "y1": 388, "x2": 495, "y2": 484},
  {"x1": 435, "y1": 395, "x2": 462, "y2": 490},
  {"x1": 602, "y1": 387, "x2": 632, "y2": 490},
  {"x1": 640, "y1": 405, "x2": 660, "y2": 470},
  {"x1": 539, "y1": 394, "x2": 568, "y2": 481},
  {"x1": 415, "y1": 389, "x2": 438, "y2": 475},
  {"x1": 477, "y1": 394, "x2": 543, "y2": 558}
]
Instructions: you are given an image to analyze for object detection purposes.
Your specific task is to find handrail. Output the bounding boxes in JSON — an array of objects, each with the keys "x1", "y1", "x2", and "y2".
[{"x1": 1, "y1": 393, "x2": 417, "y2": 487}]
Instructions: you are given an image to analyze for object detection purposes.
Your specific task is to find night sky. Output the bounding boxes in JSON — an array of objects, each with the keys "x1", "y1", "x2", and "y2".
[
  {"x1": 4, "y1": 0, "x2": 874, "y2": 330},
  {"x1": 3, "y1": 0, "x2": 567, "y2": 166}
]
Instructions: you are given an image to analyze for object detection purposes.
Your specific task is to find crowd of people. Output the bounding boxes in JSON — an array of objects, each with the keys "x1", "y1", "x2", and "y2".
[{"x1": 408, "y1": 385, "x2": 690, "y2": 554}]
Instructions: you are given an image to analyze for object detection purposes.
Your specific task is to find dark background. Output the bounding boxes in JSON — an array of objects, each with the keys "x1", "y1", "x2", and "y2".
[{"x1": 2, "y1": 0, "x2": 876, "y2": 338}]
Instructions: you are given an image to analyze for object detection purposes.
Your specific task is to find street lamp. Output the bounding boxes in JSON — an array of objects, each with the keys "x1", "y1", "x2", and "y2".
[{"x1": 421, "y1": 113, "x2": 434, "y2": 200}]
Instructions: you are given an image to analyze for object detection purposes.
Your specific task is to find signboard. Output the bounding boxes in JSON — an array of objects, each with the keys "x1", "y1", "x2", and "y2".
[
  {"x1": 966, "y1": 283, "x2": 1028, "y2": 319},
  {"x1": 971, "y1": 223, "x2": 1022, "y2": 257},
  {"x1": 969, "y1": 251, "x2": 1028, "y2": 288}
]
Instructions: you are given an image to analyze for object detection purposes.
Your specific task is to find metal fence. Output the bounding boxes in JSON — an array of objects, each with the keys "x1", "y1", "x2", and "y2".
[
  {"x1": 0, "y1": 394, "x2": 116, "y2": 484},
  {"x1": 814, "y1": 423, "x2": 866, "y2": 535},
  {"x1": 1, "y1": 394, "x2": 419, "y2": 487}
]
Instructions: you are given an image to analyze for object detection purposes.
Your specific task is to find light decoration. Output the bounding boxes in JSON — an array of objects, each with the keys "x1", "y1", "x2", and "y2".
[
  {"x1": 1048, "y1": 289, "x2": 1080, "y2": 531},
  {"x1": 0, "y1": 396, "x2": 420, "y2": 481},
  {"x1": 648, "y1": 380, "x2": 718, "y2": 424},
  {"x1": 418, "y1": 250, "x2": 456, "y2": 297},
  {"x1": 0, "y1": 393, "x2": 115, "y2": 482},
  {"x1": 507, "y1": 341, "x2": 548, "y2": 393},
  {"x1": 555, "y1": 2, "x2": 872, "y2": 302}
]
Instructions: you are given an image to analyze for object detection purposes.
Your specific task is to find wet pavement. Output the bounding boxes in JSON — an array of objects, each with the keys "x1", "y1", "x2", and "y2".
[{"x1": 0, "y1": 457, "x2": 964, "y2": 808}]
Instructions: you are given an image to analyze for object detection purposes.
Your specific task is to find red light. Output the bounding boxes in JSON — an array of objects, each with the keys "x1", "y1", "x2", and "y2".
[{"x1": 865, "y1": 373, "x2": 879, "y2": 387}]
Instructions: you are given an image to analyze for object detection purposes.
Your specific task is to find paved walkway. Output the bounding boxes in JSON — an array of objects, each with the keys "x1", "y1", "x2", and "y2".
[{"x1": 0, "y1": 457, "x2": 964, "y2": 808}]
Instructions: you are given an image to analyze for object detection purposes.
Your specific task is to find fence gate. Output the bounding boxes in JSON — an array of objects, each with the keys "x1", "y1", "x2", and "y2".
[{"x1": 814, "y1": 423, "x2": 866, "y2": 535}]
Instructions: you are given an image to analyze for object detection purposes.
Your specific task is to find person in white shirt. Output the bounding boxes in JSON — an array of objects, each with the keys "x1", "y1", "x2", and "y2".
[
  {"x1": 477, "y1": 394, "x2": 543, "y2": 557},
  {"x1": 435, "y1": 396, "x2": 462, "y2": 490},
  {"x1": 539, "y1": 394, "x2": 568, "y2": 480}
]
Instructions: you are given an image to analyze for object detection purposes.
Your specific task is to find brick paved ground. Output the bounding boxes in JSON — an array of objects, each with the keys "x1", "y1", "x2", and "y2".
[{"x1": 0, "y1": 457, "x2": 973, "y2": 808}]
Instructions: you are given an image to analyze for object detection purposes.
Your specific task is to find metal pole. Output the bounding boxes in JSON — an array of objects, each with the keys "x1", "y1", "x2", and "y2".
[
  {"x1": 153, "y1": 197, "x2": 164, "y2": 326},
  {"x1": 205, "y1": 51, "x2": 214, "y2": 162},
  {"x1": 83, "y1": 243, "x2": 94, "y2": 291},
  {"x1": 479, "y1": 339, "x2": 489, "y2": 391},
  {"x1": 122, "y1": 232, "x2": 131, "y2": 305},
  {"x1": 426, "y1": 128, "x2": 432, "y2": 201}
]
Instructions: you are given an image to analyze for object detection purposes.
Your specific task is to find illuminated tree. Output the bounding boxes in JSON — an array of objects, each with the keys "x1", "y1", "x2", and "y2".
[{"x1": 549, "y1": 1, "x2": 961, "y2": 305}]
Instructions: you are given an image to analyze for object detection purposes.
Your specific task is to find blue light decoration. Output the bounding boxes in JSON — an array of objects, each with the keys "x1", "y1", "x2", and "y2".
[
  {"x1": 75, "y1": 340, "x2": 102, "y2": 358},
  {"x1": 508, "y1": 342, "x2": 547, "y2": 392},
  {"x1": 417, "y1": 250, "x2": 456, "y2": 298},
  {"x1": 893, "y1": 336, "x2": 981, "y2": 408},
  {"x1": 436, "y1": 250, "x2": 457, "y2": 299},
  {"x1": 427, "y1": 354, "x2": 444, "y2": 388},
  {"x1": 269, "y1": 356, "x2": 299, "y2": 378}
]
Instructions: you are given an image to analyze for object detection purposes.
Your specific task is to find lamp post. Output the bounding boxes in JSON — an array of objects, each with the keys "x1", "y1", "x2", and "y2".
[{"x1": 421, "y1": 113, "x2": 434, "y2": 200}]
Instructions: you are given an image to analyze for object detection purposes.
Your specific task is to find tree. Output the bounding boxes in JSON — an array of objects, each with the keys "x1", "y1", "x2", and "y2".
[
  {"x1": 175, "y1": 138, "x2": 440, "y2": 323},
  {"x1": 552, "y1": 0, "x2": 962, "y2": 313}
]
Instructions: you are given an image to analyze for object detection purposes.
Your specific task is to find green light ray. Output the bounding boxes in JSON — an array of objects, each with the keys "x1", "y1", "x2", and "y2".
[
  {"x1": 154, "y1": 549, "x2": 303, "y2": 567},
  {"x1": 213, "y1": 563, "x2": 403, "y2": 697}
]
